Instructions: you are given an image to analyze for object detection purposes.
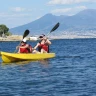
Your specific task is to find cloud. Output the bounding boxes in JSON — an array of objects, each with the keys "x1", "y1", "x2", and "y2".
[
  {"x1": 0, "y1": 12, "x2": 31, "y2": 18},
  {"x1": 51, "y1": 6, "x2": 87, "y2": 15},
  {"x1": 11, "y1": 7, "x2": 33, "y2": 12},
  {"x1": 11, "y1": 7, "x2": 26, "y2": 12},
  {"x1": 48, "y1": 0, "x2": 96, "y2": 5},
  {"x1": 76, "y1": 6, "x2": 87, "y2": 10},
  {"x1": 51, "y1": 8, "x2": 72, "y2": 14}
]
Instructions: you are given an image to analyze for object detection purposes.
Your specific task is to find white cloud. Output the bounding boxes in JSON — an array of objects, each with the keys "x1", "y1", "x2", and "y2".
[
  {"x1": 11, "y1": 7, "x2": 26, "y2": 12},
  {"x1": 11, "y1": 7, "x2": 33, "y2": 12},
  {"x1": 51, "y1": 6, "x2": 87, "y2": 15},
  {"x1": 51, "y1": 8, "x2": 72, "y2": 14},
  {"x1": 0, "y1": 12, "x2": 31, "y2": 18},
  {"x1": 48, "y1": 0, "x2": 96, "y2": 5},
  {"x1": 76, "y1": 6, "x2": 87, "y2": 10}
]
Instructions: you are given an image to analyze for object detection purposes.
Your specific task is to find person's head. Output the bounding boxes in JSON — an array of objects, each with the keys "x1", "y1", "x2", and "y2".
[
  {"x1": 39, "y1": 34, "x2": 45, "y2": 40},
  {"x1": 21, "y1": 38, "x2": 27, "y2": 45},
  {"x1": 39, "y1": 35, "x2": 44, "y2": 40}
]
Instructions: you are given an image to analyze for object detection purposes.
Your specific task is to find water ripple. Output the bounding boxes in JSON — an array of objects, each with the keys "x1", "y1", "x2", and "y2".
[{"x1": 0, "y1": 39, "x2": 96, "y2": 95}]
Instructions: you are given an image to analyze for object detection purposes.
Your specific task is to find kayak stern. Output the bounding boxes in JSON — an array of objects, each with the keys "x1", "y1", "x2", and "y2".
[{"x1": 1, "y1": 51, "x2": 55, "y2": 63}]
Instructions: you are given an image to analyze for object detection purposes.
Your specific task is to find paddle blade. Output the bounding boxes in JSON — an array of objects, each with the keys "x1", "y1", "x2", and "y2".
[
  {"x1": 23, "y1": 29, "x2": 30, "y2": 39},
  {"x1": 50, "y1": 22, "x2": 60, "y2": 32}
]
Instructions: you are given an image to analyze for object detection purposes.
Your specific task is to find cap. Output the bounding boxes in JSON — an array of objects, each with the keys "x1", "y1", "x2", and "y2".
[
  {"x1": 39, "y1": 36, "x2": 43, "y2": 38},
  {"x1": 22, "y1": 38, "x2": 27, "y2": 43},
  {"x1": 39, "y1": 34, "x2": 45, "y2": 38}
]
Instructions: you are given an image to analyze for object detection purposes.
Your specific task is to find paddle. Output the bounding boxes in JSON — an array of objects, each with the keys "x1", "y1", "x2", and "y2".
[
  {"x1": 14, "y1": 29, "x2": 30, "y2": 53},
  {"x1": 47, "y1": 22, "x2": 60, "y2": 36},
  {"x1": 47, "y1": 22, "x2": 60, "y2": 53},
  {"x1": 23, "y1": 29, "x2": 30, "y2": 39}
]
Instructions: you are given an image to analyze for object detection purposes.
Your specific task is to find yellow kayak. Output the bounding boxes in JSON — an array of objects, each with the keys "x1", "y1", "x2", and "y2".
[{"x1": 1, "y1": 51, "x2": 55, "y2": 63}]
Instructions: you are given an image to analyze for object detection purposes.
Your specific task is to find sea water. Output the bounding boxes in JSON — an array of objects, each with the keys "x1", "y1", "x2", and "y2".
[{"x1": 0, "y1": 39, "x2": 96, "y2": 96}]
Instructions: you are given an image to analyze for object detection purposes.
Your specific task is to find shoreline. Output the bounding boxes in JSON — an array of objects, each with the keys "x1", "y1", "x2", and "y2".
[
  {"x1": 0, "y1": 35, "x2": 96, "y2": 41},
  {"x1": 0, "y1": 35, "x2": 22, "y2": 41}
]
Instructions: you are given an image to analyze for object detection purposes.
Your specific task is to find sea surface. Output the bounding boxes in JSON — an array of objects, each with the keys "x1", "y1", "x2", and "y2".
[{"x1": 0, "y1": 39, "x2": 96, "y2": 96}]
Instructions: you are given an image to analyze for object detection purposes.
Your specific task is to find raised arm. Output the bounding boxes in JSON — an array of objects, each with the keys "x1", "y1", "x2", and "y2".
[
  {"x1": 33, "y1": 43, "x2": 40, "y2": 50},
  {"x1": 44, "y1": 37, "x2": 51, "y2": 45}
]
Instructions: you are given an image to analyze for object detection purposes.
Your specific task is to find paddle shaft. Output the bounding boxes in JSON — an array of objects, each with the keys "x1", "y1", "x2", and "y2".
[{"x1": 46, "y1": 22, "x2": 60, "y2": 36}]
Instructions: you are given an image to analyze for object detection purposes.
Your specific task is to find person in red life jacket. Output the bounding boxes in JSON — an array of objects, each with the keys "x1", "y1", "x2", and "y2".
[
  {"x1": 33, "y1": 34, "x2": 51, "y2": 53},
  {"x1": 16, "y1": 38, "x2": 33, "y2": 53}
]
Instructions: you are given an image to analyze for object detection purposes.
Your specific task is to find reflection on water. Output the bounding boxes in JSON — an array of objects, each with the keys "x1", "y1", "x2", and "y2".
[
  {"x1": 2, "y1": 60, "x2": 35, "y2": 65},
  {"x1": 1, "y1": 59, "x2": 50, "y2": 74},
  {"x1": 1, "y1": 59, "x2": 49, "y2": 66},
  {"x1": 39, "y1": 59, "x2": 49, "y2": 64}
]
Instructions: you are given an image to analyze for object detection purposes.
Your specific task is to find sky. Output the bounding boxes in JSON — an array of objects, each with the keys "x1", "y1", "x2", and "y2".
[{"x1": 0, "y1": 0, "x2": 96, "y2": 28}]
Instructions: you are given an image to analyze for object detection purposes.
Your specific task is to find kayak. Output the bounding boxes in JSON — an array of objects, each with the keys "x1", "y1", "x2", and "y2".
[{"x1": 1, "y1": 51, "x2": 55, "y2": 63}]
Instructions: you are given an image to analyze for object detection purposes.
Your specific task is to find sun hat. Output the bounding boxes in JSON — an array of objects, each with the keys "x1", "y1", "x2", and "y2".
[
  {"x1": 39, "y1": 36, "x2": 43, "y2": 38},
  {"x1": 39, "y1": 34, "x2": 45, "y2": 38},
  {"x1": 22, "y1": 38, "x2": 27, "y2": 43}
]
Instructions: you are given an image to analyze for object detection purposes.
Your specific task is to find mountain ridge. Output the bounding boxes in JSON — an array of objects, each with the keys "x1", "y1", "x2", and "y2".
[{"x1": 9, "y1": 9, "x2": 96, "y2": 35}]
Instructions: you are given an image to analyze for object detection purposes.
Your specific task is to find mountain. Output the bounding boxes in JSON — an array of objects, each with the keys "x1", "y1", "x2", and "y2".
[
  {"x1": 9, "y1": 9, "x2": 96, "y2": 35},
  {"x1": 9, "y1": 14, "x2": 65, "y2": 35}
]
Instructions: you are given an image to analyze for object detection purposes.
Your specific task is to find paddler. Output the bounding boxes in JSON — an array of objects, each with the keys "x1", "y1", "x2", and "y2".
[
  {"x1": 33, "y1": 34, "x2": 51, "y2": 53},
  {"x1": 16, "y1": 38, "x2": 33, "y2": 53}
]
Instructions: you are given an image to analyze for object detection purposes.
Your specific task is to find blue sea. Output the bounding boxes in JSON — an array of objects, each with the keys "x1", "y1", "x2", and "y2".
[{"x1": 0, "y1": 39, "x2": 96, "y2": 96}]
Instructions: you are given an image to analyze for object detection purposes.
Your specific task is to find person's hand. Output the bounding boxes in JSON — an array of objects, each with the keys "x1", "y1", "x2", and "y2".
[
  {"x1": 43, "y1": 36, "x2": 48, "y2": 40},
  {"x1": 33, "y1": 48, "x2": 36, "y2": 50}
]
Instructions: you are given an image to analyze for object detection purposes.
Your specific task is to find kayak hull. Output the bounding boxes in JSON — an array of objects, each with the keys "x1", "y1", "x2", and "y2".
[{"x1": 1, "y1": 51, "x2": 55, "y2": 63}]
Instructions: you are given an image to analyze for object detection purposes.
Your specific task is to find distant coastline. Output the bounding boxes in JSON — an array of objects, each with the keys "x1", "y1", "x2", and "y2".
[
  {"x1": 0, "y1": 34, "x2": 96, "y2": 41},
  {"x1": 50, "y1": 35, "x2": 96, "y2": 40},
  {"x1": 0, "y1": 35, "x2": 22, "y2": 41}
]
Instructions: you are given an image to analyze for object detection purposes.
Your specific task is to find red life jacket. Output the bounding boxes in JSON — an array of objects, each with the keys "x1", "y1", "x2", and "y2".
[
  {"x1": 19, "y1": 44, "x2": 32, "y2": 53},
  {"x1": 38, "y1": 43, "x2": 48, "y2": 52}
]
